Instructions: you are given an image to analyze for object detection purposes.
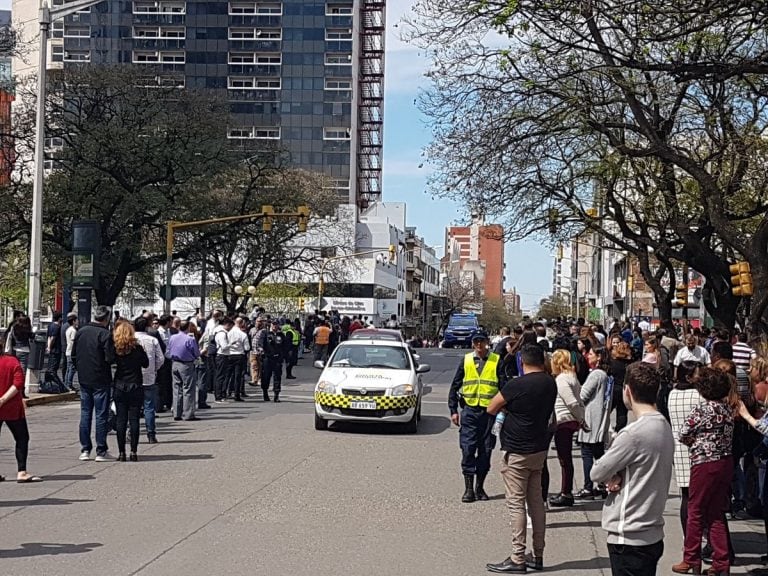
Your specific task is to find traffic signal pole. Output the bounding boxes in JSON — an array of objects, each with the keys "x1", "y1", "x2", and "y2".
[{"x1": 164, "y1": 206, "x2": 310, "y2": 315}]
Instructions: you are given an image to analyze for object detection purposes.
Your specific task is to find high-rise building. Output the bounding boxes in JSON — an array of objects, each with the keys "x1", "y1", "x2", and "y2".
[
  {"x1": 443, "y1": 215, "x2": 504, "y2": 301},
  {"x1": 11, "y1": 0, "x2": 385, "y2": 207}
]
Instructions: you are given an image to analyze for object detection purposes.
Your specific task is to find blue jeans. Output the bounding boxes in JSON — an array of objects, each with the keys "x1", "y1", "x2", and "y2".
[
  {"x1": 143, "y1": 385, "x2": 157, "y2": 436},
  {"x1": 65, "y1": 356, "x2": 76, "y2": 390},
  {"x1": 79, "y1": 386, "x2": 110, "y2": 455}
]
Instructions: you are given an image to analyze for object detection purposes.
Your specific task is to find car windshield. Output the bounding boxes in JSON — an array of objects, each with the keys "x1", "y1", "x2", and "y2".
[
  {"x1": 329, "y1": 345, "x2": 410, "y2": 370},
  {"x1": 449, "y1": 317, "x2": 476, "y2": 328}
]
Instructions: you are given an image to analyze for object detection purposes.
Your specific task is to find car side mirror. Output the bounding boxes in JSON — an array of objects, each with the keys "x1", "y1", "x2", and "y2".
[
  {"x1": 413, "y1": 354, "x2": 421, "y2": 362},
  {"x1": 416, "y1": 363, "x2": 431, "y2": 374},
  {"x1": 313, "y1": 360, "x2": 325, "y2": 369}
]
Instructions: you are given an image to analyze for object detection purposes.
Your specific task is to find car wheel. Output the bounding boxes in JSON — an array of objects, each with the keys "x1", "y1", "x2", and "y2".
[
  {"x1": 416, "y1": 399, "x2": 422, "y2": 422},
  {"x1": 314, "y1": 411, "x2": 329, "y2": 431},
  {"x1": 403, "y1": 406, "x2": 419, "y2": 434}
]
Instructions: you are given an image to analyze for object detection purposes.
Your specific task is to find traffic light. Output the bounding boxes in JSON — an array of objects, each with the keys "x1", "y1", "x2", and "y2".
[
  {"x1": 729, "y1": 261, "x2": 753, "y2": 297},
  {"x1": 297, "y1": 205, "x2": 309, "y2": 233},
  {"x1": 675, "y1": 284, "x2": 688, "y2": 307},
  {"x1": 298, "y1": 297, "x2": 305, "y2": 310},
  {"x1": 388, "y1": 244, "x2": 396, "y2": 263},
  {"x1": 547, "y1": 208, "x2": 559, "y2": 234},
  {"x1": 556, "y1": 242, "x2": 563, "y2": 261},
  {"x1": 262, "y1": 205, "x2": 275, "y2": 232}
]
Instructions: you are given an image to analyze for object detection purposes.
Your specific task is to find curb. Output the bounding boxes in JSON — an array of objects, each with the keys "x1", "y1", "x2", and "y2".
[{"x1": 25, "y1": 391, "x2": 78, "y2": 407}]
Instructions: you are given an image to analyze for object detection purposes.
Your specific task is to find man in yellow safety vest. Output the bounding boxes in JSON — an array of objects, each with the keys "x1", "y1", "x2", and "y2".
[{"x1": 448, "y1": 331, "x2": 505, "y2": 502}]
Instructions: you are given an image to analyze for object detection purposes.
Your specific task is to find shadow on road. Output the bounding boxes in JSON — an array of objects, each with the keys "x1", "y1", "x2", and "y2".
[
  {"x1": 136, "y1": 454, "x2": 213, "y2": 462},
  {"x1": 159, "y1": 439, "x2": 224, "y2": 444},
  {"x1": 329, "y1": 415, "x2": 450, "y2": 436},
  {"x1": 198, "y1": 415, "x2": 246, "y2": 421},
  {"x1": 0, "y1": 542, "x2": 103, "y2": 558},
  {"x1": 40, "y1": 474, "x2": 96, "y2": 481},
  {"x1": 0, "y1": 497, "x2": 94, "y2": 508},
  {"x1": 548, "y1": 556, "x2": 611, "y2": 571}
]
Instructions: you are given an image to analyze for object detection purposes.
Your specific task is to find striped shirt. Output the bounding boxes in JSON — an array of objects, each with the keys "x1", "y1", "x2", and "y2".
[{"x1": 733, "y1": 342, "x2": 756, "y2": 372}]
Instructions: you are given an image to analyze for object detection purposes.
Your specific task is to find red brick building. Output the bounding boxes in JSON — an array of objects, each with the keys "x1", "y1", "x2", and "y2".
[{"x1": 444, "y1": 221, "x2": 505, "y2": 301}]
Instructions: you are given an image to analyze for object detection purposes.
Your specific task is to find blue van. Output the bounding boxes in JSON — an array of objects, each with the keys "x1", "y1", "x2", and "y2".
[{"x1": 442, "y1": 313, "x2": 479, "y2": 348}]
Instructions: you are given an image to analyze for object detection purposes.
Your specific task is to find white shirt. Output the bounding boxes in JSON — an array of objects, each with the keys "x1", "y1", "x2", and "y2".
[
  {"x1": 214, "y1": 326, "x2": 230, "y2": 356},
  {"x1": 65, "y1": 325, "x2": 77, "y2": 357},
  {"x1": 227, "y1": 327, "x2": 249, "y2": 356},
  {"x1": 136, "y1": 332, "x2": 165, "y2": 386},
  {"x1": 673, "y1": 345, "x2": 711, "y2": 366},
  {"x1": 637, "y1": 320, "x2": 651, "y2": 332}
]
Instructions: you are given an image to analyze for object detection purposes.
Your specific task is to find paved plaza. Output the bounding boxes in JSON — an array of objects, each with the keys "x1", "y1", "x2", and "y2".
[{"x1": 1, "y1": 349, "x2": 766, "y2": 575}]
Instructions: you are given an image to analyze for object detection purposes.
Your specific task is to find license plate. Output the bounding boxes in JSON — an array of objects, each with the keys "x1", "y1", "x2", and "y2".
[{"x1": 350, "y1": 401, "x2": 377, "y2": 410}]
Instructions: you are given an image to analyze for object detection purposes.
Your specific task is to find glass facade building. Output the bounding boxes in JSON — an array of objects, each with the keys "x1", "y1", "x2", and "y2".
[{"x1": 49, "y1": 0, "x2": 385, "y2": 207}]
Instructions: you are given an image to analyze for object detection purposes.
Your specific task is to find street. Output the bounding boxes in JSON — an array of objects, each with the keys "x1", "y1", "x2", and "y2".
[{"x1": 0, "y1": 349, "x2": 766, "y2": 575}]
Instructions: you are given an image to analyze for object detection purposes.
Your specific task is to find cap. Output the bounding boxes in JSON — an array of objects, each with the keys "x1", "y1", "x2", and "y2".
[{"x1": 471, "y1": 331, "x2": 489, "y2": 342}]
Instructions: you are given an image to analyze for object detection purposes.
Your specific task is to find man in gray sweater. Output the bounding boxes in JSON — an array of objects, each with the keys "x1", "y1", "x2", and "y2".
[{"x1": 591, "y1": 362, "x2": 674, "y2": 576}]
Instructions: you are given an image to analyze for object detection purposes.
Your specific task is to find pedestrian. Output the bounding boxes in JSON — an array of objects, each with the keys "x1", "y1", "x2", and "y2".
[
  {"x1": 668, "y1": 360, "x2": 703, "y2": 534},
  {"x1": 674, "y1": 334, "x2": 711, "y2": 379},
  {"x1": 448, "y1": 331, "x2": 504, "y2": 503},
  {"x1": 486, "y1": 344, "x2": 557, "y2": 573},
  {"x1": 260, "y1": 320, "x2": 289, "y2": 402},
  {"x1": 64, "y1": 313, "x2": 79, "y2": 391},
  {"x1": 227, "y1": 317, "x2": 249, "y2": 402},
  {"x1": 213, "y1": 317, "x2": 233, "y2": 403},
  {"x1": 591, "y1": 362, "x2": 674, "y2": 576},
  {"x1": 732, "y1": 332, "x2": 756, "y2": 373},
  {"x1": 155, "y1": 315, "x2": 173, "y2": 412},
  {"x1": 5, "y1": 315, "x2": 32, "y2": 376},
  {"x1": 134, "y1": 316, "x2": 165, "y2": 443},
  {"x1": 200, "y1": 309, "x2": 222, "y2": 405},
  {"x1": 282, "y1": 319, "x2": 300, "y2": 379},
  {"x1": 168, "y1": 320, "x2": 201, "y2": 421},
  {"x1": 44, "y1": 311, "x2": 66, "y2": 392},
  {"x1": 0, "y1": 332, "x2": 42, "y2": 483},
  {"x1": 576, "y1": 346, "x2": 614, "y2": 500},
  {"x1": 112, "y1": 321, "x2": 149, "y2": 462},
  {"x1": 313, "y1": 321, "x2": 332, "y2": 362},
  {"x1": 249, "y1": 319, "x2": 265, "y2": 387},
  {"x1": 548, "y1": 349, "x2": 584, "y2": 508},
  {"x1": 72, "y1": 305, "x2": 115, "y2": 462},
  {"x1": 672, "y1": 368, "x2": 735, "y2": 576},
  {"x1": 609, "y1": 341, "x2": 633, "y2": 432}
]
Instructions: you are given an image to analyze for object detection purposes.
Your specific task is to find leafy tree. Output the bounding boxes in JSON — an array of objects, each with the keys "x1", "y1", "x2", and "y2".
[
  {"x1": 405, "y1": 0, "x2": 768, "y2": 334},
  {"x1": 536, "y1": 295, "x2": 572, "y2": 321},
  {"x1": 479, "y1": 297, "x2": 518, "y2": 333}
]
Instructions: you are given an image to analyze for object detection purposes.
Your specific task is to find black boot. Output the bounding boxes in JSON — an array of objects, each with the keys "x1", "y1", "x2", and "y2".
[
  {"x1": 462, "y1": 474, "x2": 476, "y2": 503},
  {"x1": 147, "y1": 434, "x2": 158, "y2": 444},
  {"x1": 273, "y1": 393, "x2": 281, "y2": 403},
  {"x1": 475, "y1": 473, "x2": 489, "y2": 501},
  {"x1": 262, "y1": 390, "x2": 271, "y2": 402}
]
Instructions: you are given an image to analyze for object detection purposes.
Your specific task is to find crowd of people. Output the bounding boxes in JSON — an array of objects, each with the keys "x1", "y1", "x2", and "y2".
[
  {"x1": 452, "y1": 316, "x2": 768, "y2": 576},
  {"x1": 0, "y1": 304, "x2": 381, "y2": 468}
]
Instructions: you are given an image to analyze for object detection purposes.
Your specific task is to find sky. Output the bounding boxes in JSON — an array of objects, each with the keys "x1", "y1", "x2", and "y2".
[
  {"x1": 1, "y1": 0, "x2": 555, "y2": 309},
  {"x1": 382, "y1": 0, "x2": 553, "y2": 310}
]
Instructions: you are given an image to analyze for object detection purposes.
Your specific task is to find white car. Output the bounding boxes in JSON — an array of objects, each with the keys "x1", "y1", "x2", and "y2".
[{"x1": 313, "y1": 339, "x2": 430, "y2": 433}]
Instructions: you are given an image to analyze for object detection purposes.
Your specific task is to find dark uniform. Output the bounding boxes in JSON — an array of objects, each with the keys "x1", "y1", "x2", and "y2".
[
  {"x1": 449, "y1": 338, "x2": 505, "y2": 502},
  {"x1": 259, "y1": 322, "x2": 290, "y2": 402}
]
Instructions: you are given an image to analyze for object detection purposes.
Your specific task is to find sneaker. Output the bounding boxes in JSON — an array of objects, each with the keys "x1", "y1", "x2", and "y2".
[
  {"x1": 95, "y1": 452, "x2": 114, "y2": 462},
  {"x1": 79, "y1": 451, "x2": 91, "y2": 461}
]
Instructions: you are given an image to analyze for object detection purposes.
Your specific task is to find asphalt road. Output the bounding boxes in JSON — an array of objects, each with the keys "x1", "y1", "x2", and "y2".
[{"x1": 0, "y1": 348, "x2": 766, "y2": 575}]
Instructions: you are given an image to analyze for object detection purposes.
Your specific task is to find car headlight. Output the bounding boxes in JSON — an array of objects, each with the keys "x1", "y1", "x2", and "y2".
[
  {"x1": 316, "y1": 381, "x2": 337, "y2": 395},
  {"x1": 391, "y1": 384, "x2": 415, "y2": 396}
]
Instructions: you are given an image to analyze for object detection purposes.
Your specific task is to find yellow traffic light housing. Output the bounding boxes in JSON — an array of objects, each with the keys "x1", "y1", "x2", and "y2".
[
  {"x1": 388, "y1": 244, "x2": 396, "y2": 263},
  {"x1": 297, "y1": 205, "x2": 309, "y2": 233},
  {"x1": 262, "y1": 205, "x2": 275, "y2": 232},
  {"x1": 729, "y1": 261, "x2": 753, "y2": 297},
  {"x1": 675, "y1": 284, "x2": 688, "y2": 307},
  {"x1": 298, "y1": 297, "x2": 305, "y2": 310}
]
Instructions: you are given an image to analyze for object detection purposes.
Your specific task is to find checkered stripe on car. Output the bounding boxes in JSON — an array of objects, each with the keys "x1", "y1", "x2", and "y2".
[{"x1": 314, "y1": 393, "x2": 417, "y2": 409}]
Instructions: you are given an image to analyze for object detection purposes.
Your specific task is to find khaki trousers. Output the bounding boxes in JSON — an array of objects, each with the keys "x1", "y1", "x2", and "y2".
[
  {"x1": 500, "y1": 450, "x2": 548, "y2": 563},
  {"x1": 249, "y1": 353, "x2": 261, "y2": 385}
]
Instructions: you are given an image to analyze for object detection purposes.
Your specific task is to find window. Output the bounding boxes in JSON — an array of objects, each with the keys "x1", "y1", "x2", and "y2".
[
  {"x1": 325, "y1": 53, "x2": 351, "y2": 64},
  {"x1": 254, "y1": 127, "x2": 280, "y2": 139},
  {"x1": 227, "y1": 77, "x2": 280, "y2": 89},
  {"x1": 160, "y1": 51, "x2": 185, "y2": 63},
  {"x1": 63, "y1": 50, "x2": 90, "y2": 62},
  {"x1": 256, "y1": 53, "x2": 281, "y2": 64},
  {"x1": 255, "y1": 3, "x2": 282, "y2": 14},
  {"x1": 44, "y1": 137, "x2": 64, "y2": 148},
  {"x1": 227, "y1": 126, "x2": 280, "y2": 139},
  {"x1": 228, "y1": 127, "x2": 254, "y2": 139},
  {"x1": 63, "y1": 26, "x2": 90, "y2": 38},
  {"x1": 159, "y1": 75, "x2": 185, "y2": 87},
  {"x1": 133, "y1": 1, "x2": 185, "y2": 14},
  {"x1": 229, "y1": 28, "x2": 256, "y2": 39},
  {"x1": 52, "y1": 44, "x2": 64, "y2": 62},
  {"x1": 326, "y1": 4, "x2": 353, "y2": 15},
  {"x1": 228, "y1": 52, "x2": 281, "y2": 64},
  {"x1": 323, "y1": 127, "x2": 350, "y2": 140},
  {"x1": 324, "y1": 78, "x2": 352, "y2": 90},
  {"x1": 52, "y1": 21, "x2": 63, "y2": 38},
  {"x1": 133, "y1": 50, "x2": 159, "y2": 63},
  {"x1": 160, "y1": 27, "x2": 186, "y2": 38},
  {"x1": 229, "y1": 2, "x2": 256, "y2": 14},
  {"x1": 325, "y1": 28, "x2": 352, "y2": 40},
  {"x1": 133, "y1": 26, "x2": 160, "y2": 38}
]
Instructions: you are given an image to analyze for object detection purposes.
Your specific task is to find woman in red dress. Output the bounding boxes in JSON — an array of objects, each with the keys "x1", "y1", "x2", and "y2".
[{"x1": 0, "y1": 333, "x2": 41, "y2": 483}]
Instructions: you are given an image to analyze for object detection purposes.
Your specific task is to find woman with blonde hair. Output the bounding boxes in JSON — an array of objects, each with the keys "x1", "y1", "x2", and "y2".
[
  {"x1": 548, "y1": 348, "x2": 585, "y2": 507},
  {"x1": 112, "y1": 322, "x2": 148, "y2": 462}
]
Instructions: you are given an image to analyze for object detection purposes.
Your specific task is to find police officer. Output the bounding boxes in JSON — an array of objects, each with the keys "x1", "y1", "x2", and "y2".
[
  {"x1": 448, "y1": 331, "x2": 505, "y2": 502},
  {"x1": 281, "y1": 319, "x2": 300, "y2": 379},
  {"x1": 259, "y1": 320, "x2": 289, "y2": 403}
]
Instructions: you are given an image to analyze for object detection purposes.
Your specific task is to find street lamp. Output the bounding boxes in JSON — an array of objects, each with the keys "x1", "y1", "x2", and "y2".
[{"x1": 27, "y1": 0, "x2": 106, "y2": 329}]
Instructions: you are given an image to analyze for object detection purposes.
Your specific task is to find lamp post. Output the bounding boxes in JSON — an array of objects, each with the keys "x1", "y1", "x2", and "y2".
[{"x1": 27, "y1": 0, "x2": 106, "y2": 329}]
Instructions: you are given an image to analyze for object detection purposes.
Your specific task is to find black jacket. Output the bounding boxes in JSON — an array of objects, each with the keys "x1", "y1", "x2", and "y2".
[
  {"x1": 72, "y1": 322, "x2": 115, "y2": 388},
  {"x1": 260, "y1": 329, "x2": 289, "y2": 359},
  {"x1": 113, "y1": 345, "x2": 149, "y2": 392}
]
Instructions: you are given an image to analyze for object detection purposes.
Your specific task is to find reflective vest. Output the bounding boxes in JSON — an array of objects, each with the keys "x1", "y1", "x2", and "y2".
[
  {"x1": 315, "y1": 326, "x2": 331, "y2": 345},
  {"x1": 282, "y1": 324, "x2": 301, "y2": 346},
  {"x1": 461, "y1": 352, "x2": 500, "y2": 408}
]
